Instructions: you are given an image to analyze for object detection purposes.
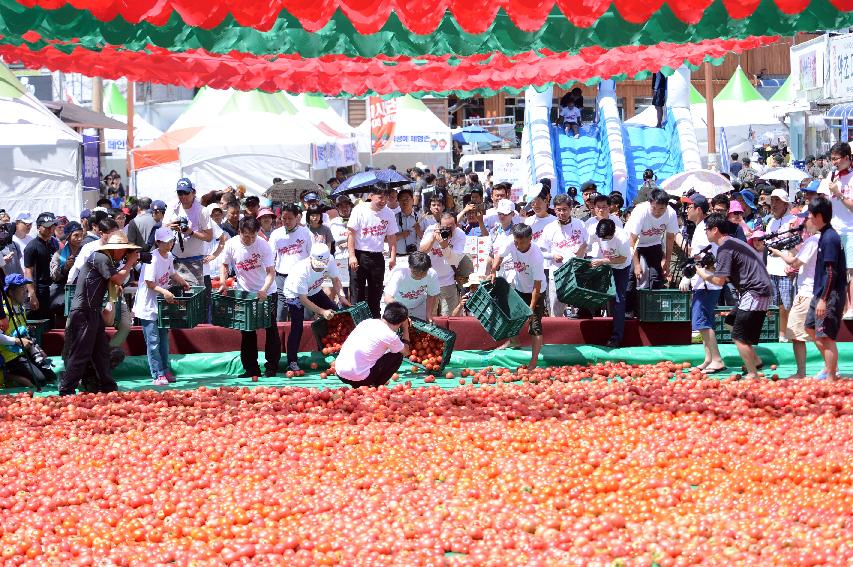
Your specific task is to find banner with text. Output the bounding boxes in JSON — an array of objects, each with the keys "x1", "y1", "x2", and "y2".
[
  {"x1": 82, "y1": 134, "x2": 101, "y2": 192},
  {"x1": 791, "y1": 34, "x2": 828, "y2": 101},
  {"x1": 369, "y1": 97, "x2": 398, "y2": 154},
  {"x1": 829, "y1": 32, "x2": 853, "y2": 100}
]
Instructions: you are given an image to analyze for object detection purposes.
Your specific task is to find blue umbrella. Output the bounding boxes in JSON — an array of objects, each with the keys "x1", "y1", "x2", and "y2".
[
  {"x1": 452, "y1": 126, "x2": 501, "y2": 146},
  {"x1": 331, "y1": 169, "x2": 412, "y2": 197}
]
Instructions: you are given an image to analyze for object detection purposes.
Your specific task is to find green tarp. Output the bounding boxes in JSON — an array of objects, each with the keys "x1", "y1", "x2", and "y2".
[{"x1": 8, "y1": 343, "x2": 853, "y2": 397}]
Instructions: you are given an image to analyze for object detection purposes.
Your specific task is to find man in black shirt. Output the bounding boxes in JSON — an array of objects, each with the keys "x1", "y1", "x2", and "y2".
[
  {"x1": 696, "y1": 213, "x2": 772, "y2": 379},
  {"x1": 23, "y1": 212, "x2": 59, "y2": 325},
  {"x1": 60, "y1": 233, "x2": 140, "y2": 396},
  {"x1": 804, "y1": 197, "x2": 847, "y2": 379}
]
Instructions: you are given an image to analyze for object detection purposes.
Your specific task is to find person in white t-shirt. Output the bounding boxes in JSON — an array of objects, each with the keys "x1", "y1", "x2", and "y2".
[
  {"x1": 419, "y1": 213, "x2": 466, "y2": 316},
  {"x1": 525, "y1": 193, "x2": 556, "y2": 252},
  {"x1": 327, "y1": 196, "x2": 353, "y2": 298},
  {"x1": 625, "y1": 190, "x2": 678, "y2": 315},
  {"x1": 281, "y1": 244, "x2": 349, "y2": 372},
  {"x1": 384, "y1": 252, "x2": 440, "y2": 321},
  {"x1": 347, "y1": 185, "x2": 399, "y2": 318},
  {"x1": 677, "y1": 194, "x2": 725, "y2": 373},
  {"x1": 133, "y1": 227, "x2": 190, "y2": 386},
  {"x1": 764, "y1": 188, "x2": 797, "y2": 341},
  {"x1": 540, "y1": 194, "x2": 587, "y2": 316},
  {"x1": 487, "y1": 223, "x2": 546, "y2": 370},
  {"x1": 418, "y1": 193, "x2": 445, "y2": 233},
  {"x1": 824, "y1": 141, "x2": 853, "y2": 319},
  {"x1": 335, "y1": 302, "x2": 411, "y2": 388},
  {"x1": 483, "y1": 184, "x2": 519, "y2": 231},
  {"x1": 268, "y1": 203, "x2": 312, "y2": 321},
  {"x1": 770, "y1": 225, "x2": 820, "y2": 379},
  {"x1": 488, "y1": 199, "x2": 518, "y2": 279},
  {"x1": 203, "y1": 203, "x2": 228, "y2": 323},
  {"x1": 164, "y1": 178, "x2": 213, "y2": 287},
  {"x1": 219, "y1": 217, "x2": 279, "y2": 378},
  {"x1": 584, "y1": 194, "x2": 623, "y2": 250},
  {"x1": 560, "y1": 99, "x2": 581, "y2": 138},
  {"x1": 587, "y1": 219, "x2": 631, "y2": 347}
]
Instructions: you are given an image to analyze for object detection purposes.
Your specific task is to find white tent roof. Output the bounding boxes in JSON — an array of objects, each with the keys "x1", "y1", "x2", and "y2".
[{"x1": 0, "y1": 63, "x2": 82, "y2": 220}]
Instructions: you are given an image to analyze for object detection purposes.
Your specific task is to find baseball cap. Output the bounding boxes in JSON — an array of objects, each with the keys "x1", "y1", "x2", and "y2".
[
  {"x1": 16, "y1": 211, "x2": 33, "y2": 224},
  {"x1": 580, "y1": 181, "x2": 597, "y2": 193},
  {"x1": 795, "y1": 211, "x2": 809, "y2": 219},
  {"x1": 63, "y1": 221, "x2": 83, "y2": 238},
  {"x1": 257, "y1": 208, "x2": 275, "y2": 218},
  {"x1": 803, "y1": 180, "x2": 820, "y2": 193},
  {"x1": 770, "y1": 188, "x2": 789, "y2": 203},
  {"x1": 154, "y1": 226, "x2": 176, "y2": 243},
  {"x1": 152, "y1": 200, "x2": 167, "y2": 211},
  {"x1": 729, "y1": 201, "x2": 745, "y2": 214},
  {"x1": 205, "y1": 203, "x2": 223, "y2": 216},
  {"x1": 302, "y1": 192, "x2": 320, "y2": 202},
  {"x1": 309, "y1": 243, "x2": 332, "y2": 269},
  {"x1": 176, "y1": 178, "x2": 195, "y2": 193},
  {"x1": 36, "y1": 212, "x2": 57, "y2": 227},
  {"x1": 80, "y1": 208, "x2": 92, "y2": 219},
  {"x1": 682, "y1": 193, "x2": 709, "y2": 210},
  {"x1": 496, "y1": 199, "x2": 515, "y2": 215},
  {"x1": 747, "y1": 230, "x2": 765, "y2": 243},
  {"x1": 4, "y1": 273, "x2": 32, "y2": 291}
]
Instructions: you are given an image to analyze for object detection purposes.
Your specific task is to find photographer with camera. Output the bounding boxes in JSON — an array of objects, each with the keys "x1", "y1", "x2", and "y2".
[
  {"x1": 419, "y1": 213, "x2": 466, "y2": 316},
  {"x1": 678, "y1": 195, "x2": 725, "y2": 374},
  {"x1": 61, "y1": 233, "x2": 141, "y2": 395},
  {"x1": 0, "y1": 274, "x2": 56, "y2": 389},
  {"x1": 764, "y1": 188, "x2": 797, "y2": 342},
  {"x1": 394, "y1": 189, "x2": 422, "y2": 259},
  {"x1": 769, "y1": 218, "x2": 819, "y2": 379},
  {"x1": 696, "y1": 213, "x2": 772, "y2": 380},
  {"x1": 133, "y1": 227, "x2": 190, "y2": 386},
  {"x1": 165, "y1": 178, "x2": 213, "y2": 292}
]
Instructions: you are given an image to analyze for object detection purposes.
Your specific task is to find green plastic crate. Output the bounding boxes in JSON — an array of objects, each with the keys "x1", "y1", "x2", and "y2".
[
  {"x1": 157, "y1": 285, "x2": 207, "y2": 329},
  {"x1": 714, "y1": 306, "x2": 779, "y2": 343},
  {"x1": 406, "y1": 317, "x2": 457, "y2": 373},
  {"x1": 554, "y1": 257, "x2": 615, "y2": 309},
  {"x1": 211, "y1": 290, "x2": 275, "y2": 331},
  {"x1": 467, "y1": 277, "x2": 533, "y2": 341},
  {"x1": 63, "y1": 283, "x2": 76, "y2": 315},
  {"x1": 25, "y1": 319, "x2": 50, "y2": 344},
  {"x1": 637, "y1": 289, "x2": 692, "y2": 322},
  {"x1": 311, "y1": 301, "x2": 371, "y2": 351}
]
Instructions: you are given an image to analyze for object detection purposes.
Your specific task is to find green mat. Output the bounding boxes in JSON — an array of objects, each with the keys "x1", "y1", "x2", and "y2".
[{"x1": 7, "y1": 342, "x2": 852, "y2": 397}]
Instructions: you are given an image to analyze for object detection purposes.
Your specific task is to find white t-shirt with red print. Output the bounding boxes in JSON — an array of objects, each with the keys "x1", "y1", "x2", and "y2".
[
  {"x1": 221, "y1": 237, "x2": 277, "y2": 293},
  {"x1": 347, "y1": 203, "x2": 399, "y2": 253},
  {"x1": 498, "y1": 241, "x2": 546, "y2": 294},
  {"x1": 540, "y1": 218, "x2": 586, "y2": 269},
  {"x1": 625, "y1": 201, "x2": 678, "y2": 248}
]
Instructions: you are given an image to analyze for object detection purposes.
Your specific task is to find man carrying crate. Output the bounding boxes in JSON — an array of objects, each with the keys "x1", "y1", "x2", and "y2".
[
  {"x1": 487, "y1": 224, "x2": 547, "y2": 370},
  {"x1": 280, "y1": 244, "x2": 349, "y2": 372},
  {"x1": 219, "y1": 217, "x2": 280, "y2": 378},
  {"x1": 335, "y1": 302, "x2": 411, "y2": 388}
]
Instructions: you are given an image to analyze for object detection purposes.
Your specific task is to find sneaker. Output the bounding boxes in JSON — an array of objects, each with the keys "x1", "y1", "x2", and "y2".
[
  {"x1": 778, "y1": 335, "x2": 789, "y2": 343},
  {"x1": 238, "y1": 370, "x2": 261, "y2": 378},
  {"x1": 287, "y1": 362, "x2": 301, "y2": 372},
  {"x1": 605, "y1": 339, "x2": 620, "y2": 349},
  {"x1": 264, "y1": 369, "x2": 277, "y2": 378},
  {"x1": 165, "y1": 372, "x2": 177, "y2": 383},
  {"x1": 152, "y1": 376, "x2": 169, "y2": 386}
]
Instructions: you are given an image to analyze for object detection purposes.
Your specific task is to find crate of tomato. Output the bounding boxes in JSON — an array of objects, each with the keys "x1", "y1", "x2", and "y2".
[
  {"x1": 312, "y1": 302, "x2": 371, "y2": 355},
  {"x1": 713, "y1": 306, "x2": 779, "y2": 343},
  {"x1": 406, "y1": 318, "x2": 457, "y2": 373}
]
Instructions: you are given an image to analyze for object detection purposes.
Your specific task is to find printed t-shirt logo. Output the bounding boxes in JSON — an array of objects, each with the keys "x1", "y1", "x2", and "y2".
[
  {"x1": 362, "y1": 220, "x2": 389, "y2": 238},
  {"x1": 278, "y1": 239, "x2": 306, "y2": 256},
  {"x1": 400, "y1": 286, "x2": 427, "y2": 301},
  {"x1": 236, "y1": 252, "x2": 262, "y2": 272}
]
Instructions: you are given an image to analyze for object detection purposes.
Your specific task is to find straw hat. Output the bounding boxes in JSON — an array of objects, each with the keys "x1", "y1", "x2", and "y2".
[{"x1": 99, "y1": 232, "x2": 141, "y2": 251}]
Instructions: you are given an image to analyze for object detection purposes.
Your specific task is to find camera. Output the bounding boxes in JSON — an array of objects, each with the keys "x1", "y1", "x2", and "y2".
[
  {"x1": 681, "y1": 245, "x2": 716, "y2": 278},
  {"x1": 175, "y1": 216, "x2": 190, "y2": 252},
  {"x1": 405, "y1": 244, "x2": 417, "y2": 254},
  {"x1": 761, "y1": 225, "x2": 804, "y2": 251},
  {"x1": 439, "y1": 227, "x2": 452, "y2": 239}
]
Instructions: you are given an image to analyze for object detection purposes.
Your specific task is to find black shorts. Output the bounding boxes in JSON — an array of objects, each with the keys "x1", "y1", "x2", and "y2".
[
  {"x1": 730, "y1": 308, "x2": 766, "y2": 346},
  {"x1": 517, "y1": 291, "x2": 545, "y2": 336},
  {"x1": 805, "y1": 290, "x2": 844, "y2": 340}
]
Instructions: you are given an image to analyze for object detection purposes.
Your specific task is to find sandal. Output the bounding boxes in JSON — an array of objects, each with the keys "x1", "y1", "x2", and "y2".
[{"x1": 703, "y1": 366, "x2": 728, "y2": 375}]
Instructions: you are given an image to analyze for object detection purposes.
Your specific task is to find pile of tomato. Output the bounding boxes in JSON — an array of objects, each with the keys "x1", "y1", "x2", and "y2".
[
  {"x1": 1, "y1": 361, "x2": 852, "y2": 565},
  {"x1": 319, "y1": 315, "x2": 356, "y2": 355},
  {"x1": 407, "y1": 329, "x2": 448, "y2": 372}
]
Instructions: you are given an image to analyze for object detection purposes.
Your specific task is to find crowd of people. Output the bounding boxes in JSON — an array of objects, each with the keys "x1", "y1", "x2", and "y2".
[{"x1": 2, "y1": 142, "x2": 851, "y2": 393}]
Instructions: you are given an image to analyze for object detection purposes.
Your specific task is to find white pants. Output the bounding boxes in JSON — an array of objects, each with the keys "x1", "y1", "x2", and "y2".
[
  {"x1": 546, "y1": 270, "x2": 563, "y2": 317},
  {"x1": 436, "y1": 284, "x2": 460, "y2": 316}
]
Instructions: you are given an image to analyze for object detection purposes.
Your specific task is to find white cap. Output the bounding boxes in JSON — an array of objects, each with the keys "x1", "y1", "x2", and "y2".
[
  {"x1": 15, "y1": 211, "x2": 33, "y2": 223},
  {"x1": 817, "y1": 179, "x2": 831, "y2": 196},
  {"x1": 309, "y1": 243, "x2": 331, "y2": 268},
  {"x1": 154, "y1": 226, "x2": 176, "y2": 242},
  {"x1": 495, "y1": 199, "x2": 515, "y2": 216},
  {"x1": 770, "y1": 188, "x2": 789, "y2": 203},
  {"x1": 205, "y1": 203, "x2": 223, "y2": 216}
]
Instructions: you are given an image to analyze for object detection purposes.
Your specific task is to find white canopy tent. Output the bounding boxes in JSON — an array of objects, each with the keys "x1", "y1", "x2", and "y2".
[
  {"x1": 0, "y1": 63, "x2": 83, "y2": 220},
  {"x1": 356, "y1": 95, "x2": 452, "y2": 171}
]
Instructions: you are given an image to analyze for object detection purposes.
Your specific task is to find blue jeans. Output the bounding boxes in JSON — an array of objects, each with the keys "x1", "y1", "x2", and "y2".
[{"x1": 140, "y1": 318, "x2": 170, "y2": 378}]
